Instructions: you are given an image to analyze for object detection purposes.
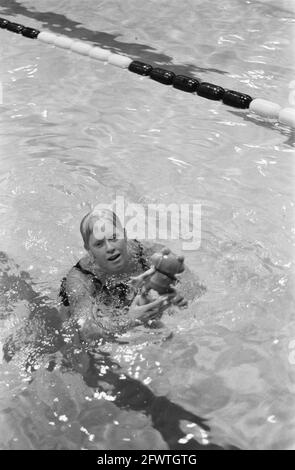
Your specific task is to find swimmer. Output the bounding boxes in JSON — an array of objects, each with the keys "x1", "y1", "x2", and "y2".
[{"x1": 60, "y1": 207, "x2": 188, "y2": 341}]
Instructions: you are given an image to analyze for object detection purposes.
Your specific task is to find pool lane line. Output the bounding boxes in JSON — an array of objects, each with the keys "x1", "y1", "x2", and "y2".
[
  {"x1": 1, "y1": 16, "x2": 294, "y2": 129},
  {"x1": 0, "y1": 0, "x2": 228, "y2": 77}
]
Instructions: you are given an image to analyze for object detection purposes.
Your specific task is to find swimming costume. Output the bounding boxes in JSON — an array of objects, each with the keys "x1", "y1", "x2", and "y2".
[{"x1": 59, "y1": 240, "x2": 149, "y2": 308}]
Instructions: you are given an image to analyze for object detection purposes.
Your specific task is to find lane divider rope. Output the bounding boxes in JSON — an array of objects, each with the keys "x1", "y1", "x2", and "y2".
[{"x1": 1, "y1": 17, "x2": 294, "y2": 129}]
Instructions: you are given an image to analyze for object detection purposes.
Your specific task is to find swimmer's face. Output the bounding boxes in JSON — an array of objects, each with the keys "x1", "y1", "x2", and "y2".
[{"x1": 87, "y1": 218, "x2": 128, "y2": 273}]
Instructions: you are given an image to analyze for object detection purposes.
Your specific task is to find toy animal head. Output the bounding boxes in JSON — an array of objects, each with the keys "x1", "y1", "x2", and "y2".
[{"x1": 150, "y1": 248, "x2": 185, "y2": 281}]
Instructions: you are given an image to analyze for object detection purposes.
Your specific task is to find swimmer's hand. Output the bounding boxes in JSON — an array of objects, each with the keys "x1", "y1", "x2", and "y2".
[
  {"x1": 167, "y1": 287, "x2": 188, "y2": 309},
  {"x1": 129, "y1": 267, "x2": 155, "y2": 290},
  {"x1": 126, "y1": 294, "x2": 171, "y2": 325}
]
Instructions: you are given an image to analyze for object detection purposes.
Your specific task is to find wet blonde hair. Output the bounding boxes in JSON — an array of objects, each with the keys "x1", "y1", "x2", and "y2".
[{"x1": 80, "y1": 208, "x2": 123, "y2": 250}]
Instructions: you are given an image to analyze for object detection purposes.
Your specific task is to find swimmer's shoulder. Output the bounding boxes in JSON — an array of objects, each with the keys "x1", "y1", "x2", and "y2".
[
  {"x1": 66, "y1": 256, "x2": 88, "y2": 279},
  {"x1": 128, "y1": 239, "x2": 167, "y2": 272},
  {"x1": 65, "y1": 255, "x2": 97, "y2": 296},
  {"x1": 131, "y1": 239, "x2": 165, "y2": 258}
]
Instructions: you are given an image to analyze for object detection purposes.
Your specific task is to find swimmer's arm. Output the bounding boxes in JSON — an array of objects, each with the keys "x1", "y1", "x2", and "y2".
[
  {"x1": 64, "y1": 268, "x2": 102, "y2": 333},
  {"x1": 65, "y1": 268, "x2": 171, "y2": 340},
  {"x1": 72, "y1": 297, "x2": 169, "y2": 340},
  {"x1": 65, "y1": 268, "x2": 138, "y2": 339},
  {"x1": 65, "y1": 266, "x2": 95, "y2": 313},
  {"x1": 67, "y1": 296, "x2": 126, "y2": 340}
]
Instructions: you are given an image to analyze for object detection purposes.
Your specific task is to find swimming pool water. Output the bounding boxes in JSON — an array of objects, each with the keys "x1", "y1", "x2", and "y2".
[{"x1": 0, "y1": 0, "x2": 294, "y2": 450}]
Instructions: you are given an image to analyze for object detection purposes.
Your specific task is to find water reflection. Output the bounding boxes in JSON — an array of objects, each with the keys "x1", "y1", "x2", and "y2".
[
  {"x1": 0, "y1": 252, "x2": 237, "y2": 449},
  {"x1": 0, "y1": 0, "x2": 227, "y2": 76}
]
